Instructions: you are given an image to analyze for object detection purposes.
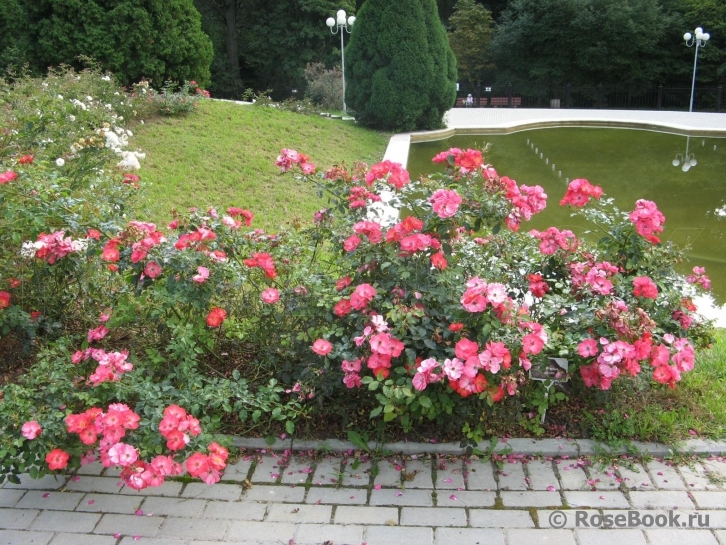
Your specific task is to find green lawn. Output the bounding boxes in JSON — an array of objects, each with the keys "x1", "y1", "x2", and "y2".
[{"x1": 131, "y1": 101, "x2": 390, "y2": 231}]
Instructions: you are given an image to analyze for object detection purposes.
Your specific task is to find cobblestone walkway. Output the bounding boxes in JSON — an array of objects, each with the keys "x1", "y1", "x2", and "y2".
[{"x1": 2, "y1": 449, "x2": 726, "y2": 545}]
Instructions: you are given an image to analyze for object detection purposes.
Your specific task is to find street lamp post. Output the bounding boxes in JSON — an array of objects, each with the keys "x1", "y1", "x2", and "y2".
[
  {"x1": 326, "y1": 10, "x2": 355, "y2": 114},
  {"x1": 684, "y1": 27, "x2": 710, "y2": 112}
]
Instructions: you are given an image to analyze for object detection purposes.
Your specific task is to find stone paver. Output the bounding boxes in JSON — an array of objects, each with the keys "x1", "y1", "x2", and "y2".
[
  {"x1": 470, "y1": 509, "x2": 534, "y2": 528},
  {"x1": 437, "y1": 490, "x2": 495, "y2": 508},
  {"x1": 464, "y1": 461, "x2": 497, "y2": 490},
  {"x1": 501, "y1": 491, "x2": 562, "y2": 507},
  {"x1": 74, "y1": 493, "x2": 142, "y2": 513},
  {"x1": 557, "y1": 462, "x2": 590, "y2": 490},
  {"x1": 139, "y1": 497, "x2": 207, "y2": 517},
  {"x1": 648, "y1": 461, "x2": 687, "y2": 490},
  {"x1": 434, "y1": 459, "x2": 464, "y2": 490},
  {"x1": 243, "y1": 484, "x2": 305, "y2": 503},
  {"x1": 280, "y1": 456, "x2": 315, "y2": 485},
  {"x1": 3, "y1": 475, "x2": 65, "y2": 491},
  {"x1": 629, "y1": 490, "x2": 696, "y2": 509},
  {"x1": 92, "y1": 514, "x2": 164, "y2": 537},
  {"x1": 403, "y1": 459, "x2": 433, "y2": 489},
  {"x1": 65, "y1": 477, "x2": 123, "y2": 495},
  {"x1": 434, "y1": 528, "x2": 505, "y2": 545},
  {"x1": 49, "y1": 534, "x2": 116, "y2": 545},
  {"x1": 576, "y1": 529, "x2": 647, "y2": 545},
  {"x1": 335, "y1": 505, "x2": 397, "y2": 525},
  {"x1": 30, "y1": 511, "x2": 101, "y2": 533},
  {"x1": 498, "y1": 461, "x2": 528, "y2": 490},
  {"x1": 157, "y1": 517, "x2": 227, "y2": 540},
  {"x1": 587, "y1": 466, "x2": 620, "y2": 490},
  {"x1": 506, "y1": 528, "x2": 577, "y2": 545},
  {"x1": 0, "y1": 530, "x2": 54, "y2": 545},
  {"x1": 0, "y1": 491, "x2": 25, "y2": 508},
  {"x1": 266, "y1": 503, "x2": 331, "y2": 523},
  {"x1": 305, "y1": 487, "x2": 366, "y2": 505},
  {"x1": 644, "y1": 529, "x2": 720, "y2": 545},
  {"x1": 369, "y1": 488, "x2": 433, "y2": 506},
  {"x1": 681, "y1": 463, "x2": 721, "y2": 490},
  {"x1": 716, "y1": 530, "x2": 726, "y2": 545},
  {"x1": 527, "y1": 460, "x2": 559, "y2": 490},
  {"x1": 564, "y1": 490, "x2": 629, "y2": 508},
  {"x1": 295, "y1": 523, "x2": 365, "y2": 544},
  {"x1": 373, "y1": 460, "x2": 403, "y2": 487},
  {"x1": 181, "y1": 482, "x2": 242, "y2": 501},
  {"x1": 692, "y1": 491, "x2": 726, "y2": 508},
  {"x1": 249, "y1": 455, "x2": 284, "y2": 483},
  {"x1": 220, "y1": 457, "x2": 253, "y2": 482},
  {"x1": 226, "y1": 520, "x2": 295, "y2": 543},
  {"x1": 400, "y1": 507, "x2": 467, "y2": 527},
  {"x1": 365, "y1": 525, "x2": 433, "y2": 545},
  {"x1": 0, "y1": 509, "x2": 40, "y2": 530},
  {"x1": 16, "y1": 491, "x2": 84, "y2": 511},
  {"x1": 617, "y1": 463, "x2": 654, "y2": 490},
  {"x1": 311, "y1": 457, "x2": 341, "y2": 486},
  {"x1": 202, "y1": 500, "x2": 266, "y2": 520},
  {"x1": 341, "y1": 458, "x2": 372, "y2": 487}
]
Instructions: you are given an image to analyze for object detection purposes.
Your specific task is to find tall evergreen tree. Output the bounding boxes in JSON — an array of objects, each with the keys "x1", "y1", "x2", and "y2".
[
  {"x1": 345, "y1": 0, "x2": 457, "y2": 131},
  {"x1": 0, "y1": 0, "x2": 213, "y2": 87}
]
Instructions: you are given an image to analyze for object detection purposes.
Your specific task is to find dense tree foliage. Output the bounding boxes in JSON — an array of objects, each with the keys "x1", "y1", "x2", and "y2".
[
  {"x1": 345, "y1": 0, "x2": 457, "y2": 130},
  {"x1": 447, "y1": 0, "x2": 496, "y2": 84},
  {"x1": 0, "y1": 0, "x2": 213, "y2": 87},
  {"x1": 491, "y1": 0, "x2": 668, "y2": 87},
  {"x1": 2, "y1": 0, "x2": 723, "y2": 98}
]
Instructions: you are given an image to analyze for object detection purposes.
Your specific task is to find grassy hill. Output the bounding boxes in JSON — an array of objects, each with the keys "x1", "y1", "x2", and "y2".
[{"x1": 131, "y1": 100, "x2": 390, "y2": 231}]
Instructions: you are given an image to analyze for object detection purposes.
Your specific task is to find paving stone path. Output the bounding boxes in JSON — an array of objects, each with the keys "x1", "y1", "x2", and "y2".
[{"x1": 2, "y1": 450, "x2": 726, "y2": 545}]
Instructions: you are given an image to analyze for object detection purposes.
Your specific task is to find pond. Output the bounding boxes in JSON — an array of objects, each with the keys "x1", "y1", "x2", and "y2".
[{"x1": 408, "y1": 127, "x2": 726, "y2": 314}]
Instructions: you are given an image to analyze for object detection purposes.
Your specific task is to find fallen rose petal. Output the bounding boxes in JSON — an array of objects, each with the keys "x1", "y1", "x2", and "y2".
[
  {"x1": 133, "y1": 537, "x2": 141, "y2": 541},
  {"x1": 449, "y1": 494, "x2": 457, "y2": 500},
  {"x1": 599, "y1": 495, "x2": 606, "y2": 499},
  {"x1": 113, "y1": 534, "x2": 121, "y2": 539},
  {"x1": 373, "y1": 484, "x2": 382, "y2": 490},
  {"x1": 547, "y1": 485, "x2": 556, "y2": 491},
  {"x1": 443, "y1": 478, "x2": 452, "y2": 483},
  {"x1": 71, "y1": 476, "x2": 80, "y2": 482},
  {"x1": 135, "y1": 509, "x2": 143, "y2": 516},
  {"x1": 395, "y1": 491, "x2": 403, "y2": 496},
  {"x1": 87, "y1": 500, "x2": 95, "y2": 505}
]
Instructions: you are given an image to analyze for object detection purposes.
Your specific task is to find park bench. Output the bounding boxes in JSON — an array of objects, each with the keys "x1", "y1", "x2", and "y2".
[{"x1": 455, "y1": 96, "x2": 523, "y2": 107}]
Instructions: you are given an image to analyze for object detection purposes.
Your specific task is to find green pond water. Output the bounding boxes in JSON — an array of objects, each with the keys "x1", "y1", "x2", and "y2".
[{"x1": 408, "y1": 127, "x2": 726, "y2": 307}]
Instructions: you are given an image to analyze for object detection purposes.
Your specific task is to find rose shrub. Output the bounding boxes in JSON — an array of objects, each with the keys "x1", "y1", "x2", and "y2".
[{"x1": 0, "y1": 70, "x2": 715, "y2": 484}]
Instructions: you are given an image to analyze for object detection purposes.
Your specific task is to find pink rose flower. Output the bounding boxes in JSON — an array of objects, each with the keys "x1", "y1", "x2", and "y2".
[
  {"x1": 312, "y1": 339, "x2": 332, "y2": 356},
  {"x1": 261, "y1": 288, "x2": 280, "y2": 304},
  {"x1": 22, "y1": 421, "x2": 42, "y2": 440}
]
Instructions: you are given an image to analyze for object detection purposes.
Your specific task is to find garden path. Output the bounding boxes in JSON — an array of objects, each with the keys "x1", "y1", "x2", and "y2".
[{"x1": 2, "y1": 438, "x2": 726, "y2": 545}]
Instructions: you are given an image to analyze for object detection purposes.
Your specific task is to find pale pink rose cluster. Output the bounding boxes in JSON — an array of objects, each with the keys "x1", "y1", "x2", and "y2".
[
  {"x1": 629, "y1": 199, "x2": 665, "y2": 244},
  {"x1": 72, "y1": 348, "x2": 133, "y2": 386},
  {"x1": 33, "y1": 231, "x2": 84, "y2": 264},
  {"x1": 529, "y1": 227, "x2": 578, "y2": 255}
]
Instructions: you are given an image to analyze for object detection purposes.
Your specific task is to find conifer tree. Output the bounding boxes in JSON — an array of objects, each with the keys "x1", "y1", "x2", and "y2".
[{"x1": 345, "y1": 0, "x2": 457, "y2": 131}]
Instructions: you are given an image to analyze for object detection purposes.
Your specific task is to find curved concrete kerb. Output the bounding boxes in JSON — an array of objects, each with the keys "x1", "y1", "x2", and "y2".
[
  {"x1": 231, "y1": 436, "x2": 726, "y2": 457},
  {"x1": 383, "y1": 107, "x2": 726, "y2": 170}
]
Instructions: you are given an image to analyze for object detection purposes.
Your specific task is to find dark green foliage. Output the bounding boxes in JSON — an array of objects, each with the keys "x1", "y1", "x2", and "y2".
[
  {"x1": 0, "y1": 0, "x2": 213, "y2": 87},
  {"x1": 345, "y1": 0, "x2": 457, "y2": 131},
  {"x1": 491, "y1": 0, "x2": 669, "y2": 87}
]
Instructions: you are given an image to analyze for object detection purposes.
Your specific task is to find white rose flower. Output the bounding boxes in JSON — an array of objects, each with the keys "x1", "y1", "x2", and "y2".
[{"x1": 56, "y1": 158, "x2": 65, "y2": 167}]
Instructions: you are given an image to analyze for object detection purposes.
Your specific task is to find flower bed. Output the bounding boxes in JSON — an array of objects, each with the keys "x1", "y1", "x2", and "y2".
[{"x1": 0, "y1": 71, "x2": 715, "y2": 487}]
